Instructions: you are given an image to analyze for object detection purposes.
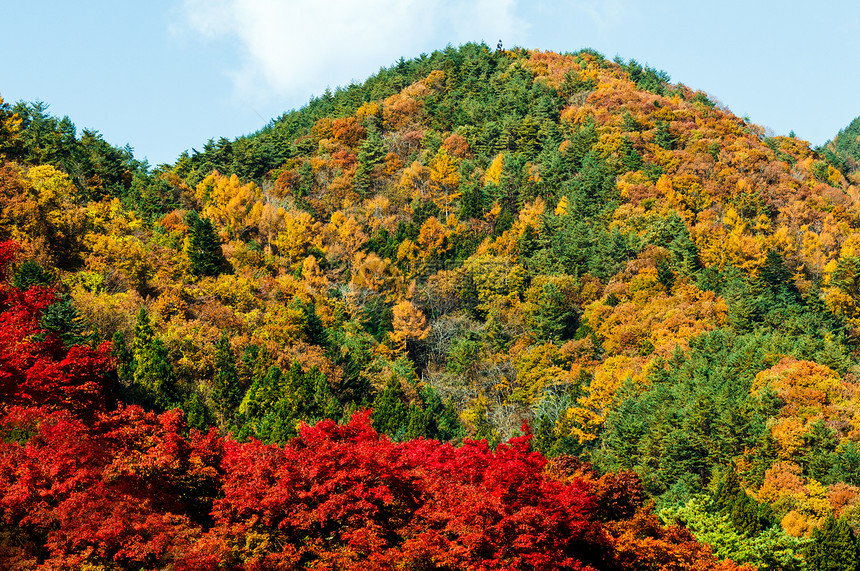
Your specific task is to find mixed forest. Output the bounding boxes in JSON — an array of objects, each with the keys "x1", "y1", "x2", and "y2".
[{"x1": 2, "y1": 42, "x2": 860, "y2": 569}]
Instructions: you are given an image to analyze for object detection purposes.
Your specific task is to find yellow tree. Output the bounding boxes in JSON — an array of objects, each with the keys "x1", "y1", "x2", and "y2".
[
  {"x1": 428, "y1": 148, "x2": 461, "y2": 217},
  {"x1": 195, "y1": 172, "x2": 261, "y2": 238},
  {"x1": 273, "y1": 209, "x2": 322, "y2": 266},
  {"x1": 507, "y1": 342, "x2": 572, "y2": 405},
  {"x1": 390, "y1": 299, "x2": 429, "y2": 353},
  {"x1": 253, "y1": 201, "x2": 286, "y2": 255},
  {"x1": 323, "y1": 211, "x2": 367, "y2": 267}
]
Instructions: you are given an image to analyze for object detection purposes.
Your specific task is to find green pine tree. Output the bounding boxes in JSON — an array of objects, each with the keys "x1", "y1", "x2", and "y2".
[
  {"x1": 183, "y1": 391, "x2": 211, "y2": 431},
  {"x1": 713, "y1": 466, "x2": 743, "y2": 513},
  {"x1": 131, "y1": 306, "x2": 179, "y2": 410},
  {"x1": 806, "y1": 515, "x2": 859, "y2": 571},
  {"x1": 354, "y1": 129, "x2": 386, "y2": 195},
  {"x1": 373, "y1": 375, "x2": 408, "y2": 437},
  {"x1": 212, "y1": 332, "x2": 241, "y2": 424},
  {"x1": 655, "y1": 120, "x2": 676, "y2": 150},
  {"x1": 187, "y1": 210, "x2": 227, "y2": 277},
  {"x1": 12, "y1": 260, "x2": 53, "y2": 290},
  {"x1": 405, "y1": 404, "x2": 430, "y2": 440}
]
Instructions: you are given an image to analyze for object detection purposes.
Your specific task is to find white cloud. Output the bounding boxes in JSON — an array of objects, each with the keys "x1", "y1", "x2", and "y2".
[{"x1": 181, "y1": 0, "x2": 522, "y2": 104}]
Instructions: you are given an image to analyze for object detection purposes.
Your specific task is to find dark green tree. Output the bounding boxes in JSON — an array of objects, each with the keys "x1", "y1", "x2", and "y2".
[
  {"x1": 296, "y1": 160, "x2": 313, "y2": 198},
  {"x1": 806, "y1": 515, "x2": 859, "y2": 571},
  {"x1": 459, "y1": 180, "x2": 486, "y2": 219},
  {"x1": 212, "y1": 332, "x2": 241, "y2": 424},
  {"x1": 12, "y1": 260, "x2": 53, "y2": 290},
  {"x1": 183, "y1": 391, "x2": 211, "y2": 431},
  {"x1": 619, "y1": 136, "x2": 643, "y2": 172},
  {"x1": 187, "y1": 210, "x2": 227, "y2": 277},
  {"x1": 800, "y1": 419, "x2": 838, "y2": 481},
  {"x1": 130, "y1": 306, "x2": 179, "y2": 410},
  {"x1": 354, "y1": 129, "x2": 386, "y2": 195},
  {"x1": 405, "y1": 404, "x2": 431, "y2": 440},
  {"x1": 526, "y1": 281, "x2": 577, "y2": 343},
  {"x1": 40, "y1": 295, "x2": 92, "y2": 348},
  {"x1": 372, "y1": 375, "x2": 408, "y2": 437},
  {"x1": 655, "y1": 120, "x2": 676, "y2": 150}
]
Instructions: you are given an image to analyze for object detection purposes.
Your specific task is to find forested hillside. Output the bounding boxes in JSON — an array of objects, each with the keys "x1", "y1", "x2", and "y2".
[{"x1": 2, "y1": 42, "x2": 860, "y2": 569}]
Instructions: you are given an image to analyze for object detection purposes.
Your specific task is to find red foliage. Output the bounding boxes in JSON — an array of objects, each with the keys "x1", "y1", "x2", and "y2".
[
  {"x1": 0, "y1": 402, "x2": 748, "y2": 569},
  {"x1": 0, "y1": 405, "x2": 224, "y2": 569},
  {"x1": 0, "y1": 240, "x2": 112, "y2": 414},
  {"x1": 191, "y1": 412, "x2": 606, "y2": 571}
]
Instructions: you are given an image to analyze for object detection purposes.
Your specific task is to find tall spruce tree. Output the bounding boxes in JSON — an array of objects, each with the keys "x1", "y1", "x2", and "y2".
[
  {"x1": 806, "y1": 515, "x2": 859, "y2": 571},
  {"x1": 187, "y1": 210, "x2": 226, "y2": 277},
  {"x1": 354, "y1": 129, "x2": 386, "y2": 195},
  {"x1": 212, "y1": 332, "x2": 241, "y2": 423},
  {"x1": 373, "y1": 375, "x2": 408, "y2": 437},
  {"x1": 131, "y1": 306, "x2": 179, "y2": 410}
]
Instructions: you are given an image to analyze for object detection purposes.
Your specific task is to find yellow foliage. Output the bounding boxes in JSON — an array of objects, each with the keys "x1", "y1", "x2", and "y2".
[
  {"x1": 838, "y1": 233, "x2": 860, "y2": 259},
  {"x1": 199, "y1": 273, "x2": 260, "y2": 314},
  {"x1": 799, "y1": 479, "x2": 832, "y2": 522},
  {"x1": 463, "y1": 254, "x2": 527, "y2": 314},
  {"x1": 351, "y1": 251, "x2": 400, "y2": 294},
  {"x1": 827, "y1": 164, "x2": 842, "y2": 186},
  {"x1": 86, "y1": 233, "x2": 151, "y2": 292},
  {"x1": 825, "y1": 286, "x2": 860, "y2": 322},
  {"x1": 390, "y1": 299, "x2": 429, "y2": 352},
  {"x1": 799, "y1": 225, "x2": 828, "y2": 278},
  {"x1": 3, "y1": 165, "x2": 84, "y2": 252},
  {"x1": 301, "y1": 254, "x2": 329, "y2": 296},
  {"x1": 509, "y1": 343, "x2": 572, "y2": 404},
  {"x1": 70, "y1": 289, "x2": 141, "y2": 341},
  {"x1": 396, "y1": 238, "x2": 418, "y2": 264},
  {"x1": 322, "y1": 211, "x2": 368, "y2": 266},
  {"x1": 248, "y1": 303, "x2": 305, "y2": 347},
  {"x1": 769, "y1": 416, "x2": 807, "y2": 460},
  {"x1": 693, "y1": 208, "x2": 767, "y2": 273},
  {"x1": 758, "y1": 461, "x2": 806, "y2": 506},
  {"x1": 484, "y1": 153, "x2": 504, "y2": 186},
  {"x1": 399, "y1": 160, "x2": 431, "y2": 198},
  {"x1": 26, "y1": 164, "x2": 78, "y2": 216},
  {"x1": 312, "y1": 117, "x2": 334, "y2": 140},
  {"x1": 0, "y1": 95, "x2": 22, "y2": 158},
  {"x1": 584, "y1": 279, "x2": 727, "y2": 357},
  {"x1": 659, "y1": 174, "x2": 710, "y2": 216},
  {"x1": 253, "y1": 202, "x2": 287, "y2": 254},
  {"x1": 565, "y1": 355, "x2": 642, "y2": 443},
  {"x1": 781, "y1": 510, "x2": 813, "y2": 538},
  {"x1": 355, "y1": 101, "x2": 382, "y2": 123},
  {"x1": 196, "y1": 172, "x2": 261, "y2": 238},
  {"x1": 84, "y1": 197, "x2": 144, "y2": 236},
  {"x1": 489, "y1": 199, "x2": 546, "y2": 258},
  {"x1": 417, "y1": 216, "x2": 450, "y2": 257},
  {"x1": 273, "y1": 209, "x2": 321, "y2": 265},
  {"x1": 429, "y1": 148, "x2": 460, "y2": 190}
]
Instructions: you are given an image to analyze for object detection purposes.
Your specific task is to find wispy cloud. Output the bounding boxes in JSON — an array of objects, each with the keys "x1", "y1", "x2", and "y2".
[
  {"x1": 572, "y1": 0, "x2": 628, "y2": 31},
  {"x1": 180, "y1": 0, "x2": 522, "y2": 104}
]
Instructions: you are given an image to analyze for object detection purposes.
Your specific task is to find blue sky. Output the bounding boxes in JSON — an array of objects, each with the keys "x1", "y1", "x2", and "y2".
[{"x1": 3, "y1": 1, "x2": 858, "y2": 166}]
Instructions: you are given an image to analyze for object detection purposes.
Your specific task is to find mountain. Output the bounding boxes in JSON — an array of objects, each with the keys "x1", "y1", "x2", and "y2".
[{"x1": 1, "y1": 42, "x2": 860, "y2": 569}]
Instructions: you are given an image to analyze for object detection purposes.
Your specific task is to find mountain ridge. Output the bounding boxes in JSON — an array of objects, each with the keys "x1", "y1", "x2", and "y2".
[{"x1": 1, "y1": 42, "x2": 860, "y2": 568}]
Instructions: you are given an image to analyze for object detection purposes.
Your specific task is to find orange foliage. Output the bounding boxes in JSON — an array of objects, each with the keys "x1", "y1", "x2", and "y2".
[
  {"x1": 440, "y1": 133, "x2": 471, "y2": 158},
  {"x1": 752, "y1": 358, "x2": 845, "y2": 421},
  {"x1": 331, "y1": 117, "x2": 367, "y2": 147}
]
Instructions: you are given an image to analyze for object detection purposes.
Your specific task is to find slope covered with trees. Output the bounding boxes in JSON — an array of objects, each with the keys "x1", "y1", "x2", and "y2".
[{"x1": 2, "y1": 42, "x2": 860, "y2": 568}]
